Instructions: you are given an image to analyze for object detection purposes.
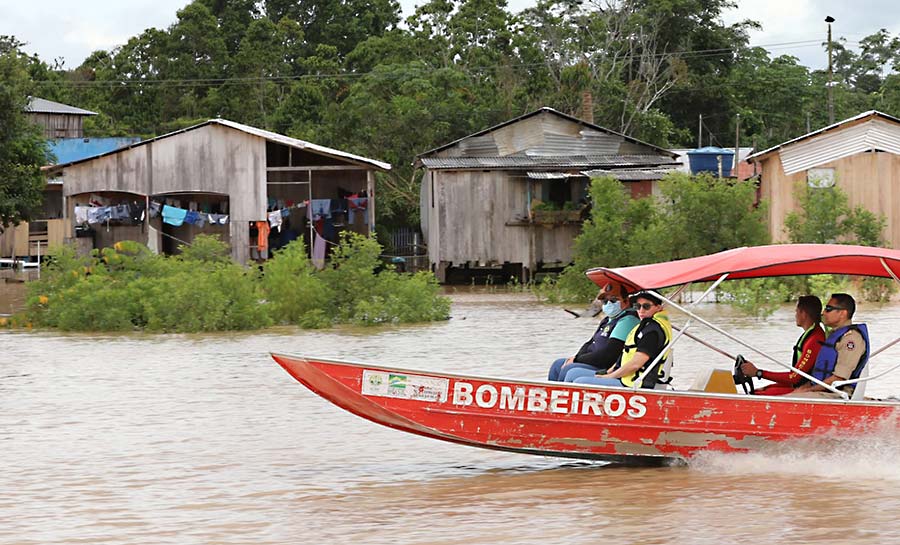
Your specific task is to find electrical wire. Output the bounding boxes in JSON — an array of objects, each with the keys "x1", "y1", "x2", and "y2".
[{"x1": 27, "y1": 37, "x2": 861, "y2": 90}]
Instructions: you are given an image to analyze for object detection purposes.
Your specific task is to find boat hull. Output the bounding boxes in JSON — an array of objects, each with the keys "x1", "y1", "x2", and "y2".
[{"x1": 271, "y1": 353, "x2": 900, "y2": 462}]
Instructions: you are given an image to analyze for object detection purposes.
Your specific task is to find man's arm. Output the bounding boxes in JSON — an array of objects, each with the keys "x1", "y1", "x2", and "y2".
[
  {"x1": 573, "y1": 315, "x2": 638, "y2": 368},
  {"x1": 575, "y1": 338, "x2": 625, "y2": 368},
  {"x1": 599, "y1": 329, "x2": 660, "y2": 380},
  {"x1": 601, "y1": 351, "x2": 649, "y2": 379}
]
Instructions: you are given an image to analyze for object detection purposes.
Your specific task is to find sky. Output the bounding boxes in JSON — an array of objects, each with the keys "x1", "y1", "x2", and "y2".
[{"x1": 1, "y1": 0, "x2": 898, "y2": 70}]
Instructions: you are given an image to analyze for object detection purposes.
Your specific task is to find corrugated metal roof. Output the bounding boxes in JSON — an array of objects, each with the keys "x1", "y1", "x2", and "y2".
[
  {"x1": 526, "y1": 130, "x2": 623, "y2": 156},
  {"x1": 779, "y1": 118, "x2": 900, "y2": 174},
  {"x1": 459, "y1": 134, "x2": 499, "y2": 155},
  {"x1": 581, "y1": 167, "x2": 678, "y2": 181},
  {"x1": 26, "y1": 97, "x2": 97, "y2": 116},
  {"x1": 48, "y1": 119, "x2": 391, "y2": 171},
  {"x1": 526, "y1": 171, "x2": 577, "y2": 179},
  {"x1": 416, "y1": 107, "x2": 677, "y2": 160},
  {"x1": 420, "y1": 155, "x2": 678, "y2": 170},
  {"x1": 747, "y1": 110, "x2": 900, "y2": 162},
  {"x1": 214, "y1": 119, "x2": 391, "y2": 170}
]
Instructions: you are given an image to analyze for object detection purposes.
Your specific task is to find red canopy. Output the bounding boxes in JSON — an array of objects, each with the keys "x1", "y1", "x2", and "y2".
[{"x1": 586, "y1": 244, "x2": 900, "y2": 293}]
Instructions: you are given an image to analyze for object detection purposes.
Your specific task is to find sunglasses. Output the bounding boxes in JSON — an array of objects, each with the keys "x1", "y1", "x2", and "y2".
[
  {"x1": 823, "y1": 305, "x2": 845, "y2": 313},
  {"x1": 635, "y1": 302, "x2": 656, "y2": 310},
  {"x1": 601, "y1": 297, "x2": 620, "y2": 303}
]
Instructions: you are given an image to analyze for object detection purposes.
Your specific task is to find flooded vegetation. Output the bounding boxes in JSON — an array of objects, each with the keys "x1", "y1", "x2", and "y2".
[{"x1": 14, "y1": 234, "x2": 449, "y2": 332}]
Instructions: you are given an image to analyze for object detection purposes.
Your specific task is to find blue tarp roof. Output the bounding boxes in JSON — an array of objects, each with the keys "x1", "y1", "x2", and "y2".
[{"x1": 47, "y1": 137, "x2": 142, "y2": 165}]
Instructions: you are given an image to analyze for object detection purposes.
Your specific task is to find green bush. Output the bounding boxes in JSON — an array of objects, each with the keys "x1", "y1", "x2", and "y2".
[
  {"x1": 25, "y1": 239, "x2": 269, "y2": 332},
  {"x1": 545, "y1": 173, "x2": 769, "y2": 303},
  {"x1": 264, "y1": 233, "x2": 450, "y2": 327},
  {"x1": 782, "y1": 182, "x2": 894, "y2": 303},
  {"x1": 23, "y1": 232, "x2": 449, "y2": 332},
  {"x1": 261, "y1": 239, "x2": 334, "y2": 327}
]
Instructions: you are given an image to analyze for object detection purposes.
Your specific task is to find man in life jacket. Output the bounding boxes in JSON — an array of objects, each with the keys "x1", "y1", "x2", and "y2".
[
  {"x1": 566, "y1": 291, "x2": 672, "y2": 388},
  {"x1": 547, "y1": 283, "x2": 640, "y2": 382},
  {"x1": 787, "y1": 293, "x2": 870, "y2": 399},
  {"x1": 739, "y1": 295, "x2": 826, "y2": 395}
]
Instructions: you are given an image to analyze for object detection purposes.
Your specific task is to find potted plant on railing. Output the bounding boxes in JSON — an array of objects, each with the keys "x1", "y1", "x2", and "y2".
[{"x1": 531, "y1": 201, "x2": 585, "y2": 223}]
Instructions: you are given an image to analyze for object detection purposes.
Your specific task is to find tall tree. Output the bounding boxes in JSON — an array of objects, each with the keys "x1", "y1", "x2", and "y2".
[
  {"x1": 265, "y1": 0, "x2": 401, "y2": 58},
  {"x1": 0, "y1": 37, "x2": 50, "y2": 229}
]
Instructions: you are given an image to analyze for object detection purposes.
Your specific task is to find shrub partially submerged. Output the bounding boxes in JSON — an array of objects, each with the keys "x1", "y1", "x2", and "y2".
[
  {"x1": 26, "y1": 238, "x2": 270, "y2": 332},
  {"x1": 262, "y1": 232, "x2": 450, "y2": 327},
  {"x1": 24, "y1": 233, "x2": 449, "y2": 332}
]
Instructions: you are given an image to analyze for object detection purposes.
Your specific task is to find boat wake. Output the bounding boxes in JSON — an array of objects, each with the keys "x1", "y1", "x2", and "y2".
[{"x1": 689, "y1": 410, "x2": 900, "y2": 484}]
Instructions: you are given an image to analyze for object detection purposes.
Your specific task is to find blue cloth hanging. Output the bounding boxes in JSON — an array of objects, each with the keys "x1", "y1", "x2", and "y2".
[{"x1": 162, "y1": 205, "x2": 187, "y2": 227}]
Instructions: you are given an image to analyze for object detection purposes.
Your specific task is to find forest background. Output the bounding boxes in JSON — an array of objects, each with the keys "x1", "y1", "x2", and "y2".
[{"x1": 5, "y1": 0, "x2": 900, "y2": 233}]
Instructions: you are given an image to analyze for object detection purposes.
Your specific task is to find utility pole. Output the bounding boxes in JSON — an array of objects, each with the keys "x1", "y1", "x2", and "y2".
[
  {"x1": 826, "y1": 15, "x2": 835, "y2": 125},
  {"x1": 698, "y1": 114, "x2": 703, "y2": 148},
  {"x1": 734, "y1": 113, "x2": 741, "y2": 177}
]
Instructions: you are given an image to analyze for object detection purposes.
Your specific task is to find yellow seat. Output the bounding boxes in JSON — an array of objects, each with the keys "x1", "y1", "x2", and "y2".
[{"x1": 689, "y1": 368, "x2": 738, "y2": 394}]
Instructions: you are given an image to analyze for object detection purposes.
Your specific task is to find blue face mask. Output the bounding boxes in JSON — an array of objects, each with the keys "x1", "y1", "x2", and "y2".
[{"x1": 602, "y1": 300, "x2": 621, "y2": 317}]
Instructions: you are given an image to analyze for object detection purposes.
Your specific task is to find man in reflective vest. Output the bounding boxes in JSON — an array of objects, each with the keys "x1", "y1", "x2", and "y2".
[
  {"x1": 787, "y1": 293, "x2": 869, "y2": 399},
  {"x1": 547, "y1": 283, "x2": 640, "y2": 381},
  {"x1": 567, "y1": 291, "x2": 672, "y2": 388},
  {"x1": 739, "y1": 295, "x2": 826, "y2": 395}
]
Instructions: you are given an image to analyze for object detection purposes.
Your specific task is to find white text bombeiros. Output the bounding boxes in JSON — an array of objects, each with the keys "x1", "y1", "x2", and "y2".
[{"x1": 451, "y1": 381, "x2": 647, "y2": 418}]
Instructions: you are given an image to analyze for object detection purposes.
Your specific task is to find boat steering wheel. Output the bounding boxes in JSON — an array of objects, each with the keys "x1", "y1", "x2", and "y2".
[{"x1": 733, "y1": 354, "x2": 755, "y2": 395}]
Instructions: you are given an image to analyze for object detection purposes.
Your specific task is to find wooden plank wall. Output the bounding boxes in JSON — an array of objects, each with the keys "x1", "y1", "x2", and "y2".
[
  {"x1": 433, "y1": 170, "x2": 529, "y2": 266},
  {"x1": 61, "y1": 124, "x2": 266, "y2": 263},
  {"x1": 758, "y1": 150, "x2": 900, "y2": 247},
  {"x1": 0, "y1": 223, "x2": 29, "y2": 257},
  {"x1": 27, "y1": 113, "x2": 84, "y2": 138},
  {"x1": 428, "y1": 170, "x2": 580, "y2": 271}
]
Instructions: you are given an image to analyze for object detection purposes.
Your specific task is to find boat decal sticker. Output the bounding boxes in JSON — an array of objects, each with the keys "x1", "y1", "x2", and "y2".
[{"x1": 362, "y1": 370, "x2": 449, "y2": 403}]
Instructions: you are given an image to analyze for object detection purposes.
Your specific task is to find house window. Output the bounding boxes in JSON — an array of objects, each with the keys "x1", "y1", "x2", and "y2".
[
  {"x1": 808, "y1": 168, "x2": 835, "y2": 188},
  {"x1": 539, "y1": 177, "x2": 586, "y2": 207}
]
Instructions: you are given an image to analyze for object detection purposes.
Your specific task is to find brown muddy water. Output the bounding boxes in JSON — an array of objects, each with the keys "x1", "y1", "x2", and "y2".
[{"x1": 4, "y1": 289, "x2": 900, "y2": 544}]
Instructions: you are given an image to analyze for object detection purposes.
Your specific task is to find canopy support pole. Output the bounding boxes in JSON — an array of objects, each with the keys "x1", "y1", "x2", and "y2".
[
  {"x1": 633, "y1": 275, "x2": 728, "y2": 389},
  {"x1": 649, "y1": 289, "x2": 847, "y2": 398},
  {"x1": 672, "y1": 324, "x2": 736, "y2": 361}
]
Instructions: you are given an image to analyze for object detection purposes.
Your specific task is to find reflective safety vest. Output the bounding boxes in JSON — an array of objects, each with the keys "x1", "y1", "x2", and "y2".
[
  {"x1": 790, "y1": 324, "x2": 825, "y2": 386},
  {"x1": 810, "y1": 323, "x2": 870, "y2": 386},
  {"x1": 620, "y1": 311, "x2": 673, "y2": 388}
]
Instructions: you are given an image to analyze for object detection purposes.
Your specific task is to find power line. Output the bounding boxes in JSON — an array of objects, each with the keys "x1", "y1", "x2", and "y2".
[{"x1": 28, "y1": 38, "x2": 857, "y2": 90}]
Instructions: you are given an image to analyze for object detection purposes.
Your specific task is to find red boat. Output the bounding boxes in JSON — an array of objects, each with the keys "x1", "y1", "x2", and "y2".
[{"x1": 272, "y1": 244, "x2": 900, "y2": 463}]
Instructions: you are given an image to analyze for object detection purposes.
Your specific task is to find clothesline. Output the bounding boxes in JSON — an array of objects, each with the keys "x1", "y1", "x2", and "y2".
[{"x1": 158, "y1": 203, "x2": 229, "y2": 227}]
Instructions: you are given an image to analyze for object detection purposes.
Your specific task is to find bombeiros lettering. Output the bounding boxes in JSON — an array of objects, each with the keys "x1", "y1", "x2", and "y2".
[{"x1": 451, "y1": 381, "x2": 647, "y2": 418}]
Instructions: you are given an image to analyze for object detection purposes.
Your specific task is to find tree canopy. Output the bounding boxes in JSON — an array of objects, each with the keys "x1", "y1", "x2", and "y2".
[
  {"x1": 0, "y1": 36, "x2": 49, "y2": 230},
  {"x1": 11, "y1": 1, "x2": 900, "y2": 230}
]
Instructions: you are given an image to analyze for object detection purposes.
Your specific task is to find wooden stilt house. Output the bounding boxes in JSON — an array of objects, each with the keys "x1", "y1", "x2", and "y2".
[{"x1": 416, "y1": 107, "x2": 679, "y2": 282}]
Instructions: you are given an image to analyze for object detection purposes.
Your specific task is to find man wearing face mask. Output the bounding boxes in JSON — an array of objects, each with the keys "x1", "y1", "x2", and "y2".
[{"x1": 547, "y1": 283, "x2": 640, "y2": 382}]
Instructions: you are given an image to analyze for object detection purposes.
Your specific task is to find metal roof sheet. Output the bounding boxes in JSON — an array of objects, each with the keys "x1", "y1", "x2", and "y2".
[
  {"x1": 214, "y1": 119, "x2": 391, "y2": 170},
  {"x1": 26, "y1": 97, "x2": 97, "y2": 116},
  {"x1": 526, "y1": 171, "x2": 576, "y2": 179},
  {"x1": 416, "y1": 107, "x2": 677, "y2": 159},
  {"x1": 420, "y1": 155, "x2": 678, "y2": 170},
  {"x1": 779, "y1": 118, "x2": 900, "y2": 174},
  {"x1": 747, "y1": 110, "x2": 900, "y2": 162},
  {"x1": 48, "y1": 119, "x2": 391, "y2": 171},
  {"x1": 581, "y1": 167, "x2": 678, "y2": 181}
]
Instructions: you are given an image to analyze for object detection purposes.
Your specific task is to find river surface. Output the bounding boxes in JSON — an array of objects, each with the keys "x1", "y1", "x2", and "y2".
[{"x1": 4, "y1": 290, "x2": 900, "y2": 544}]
